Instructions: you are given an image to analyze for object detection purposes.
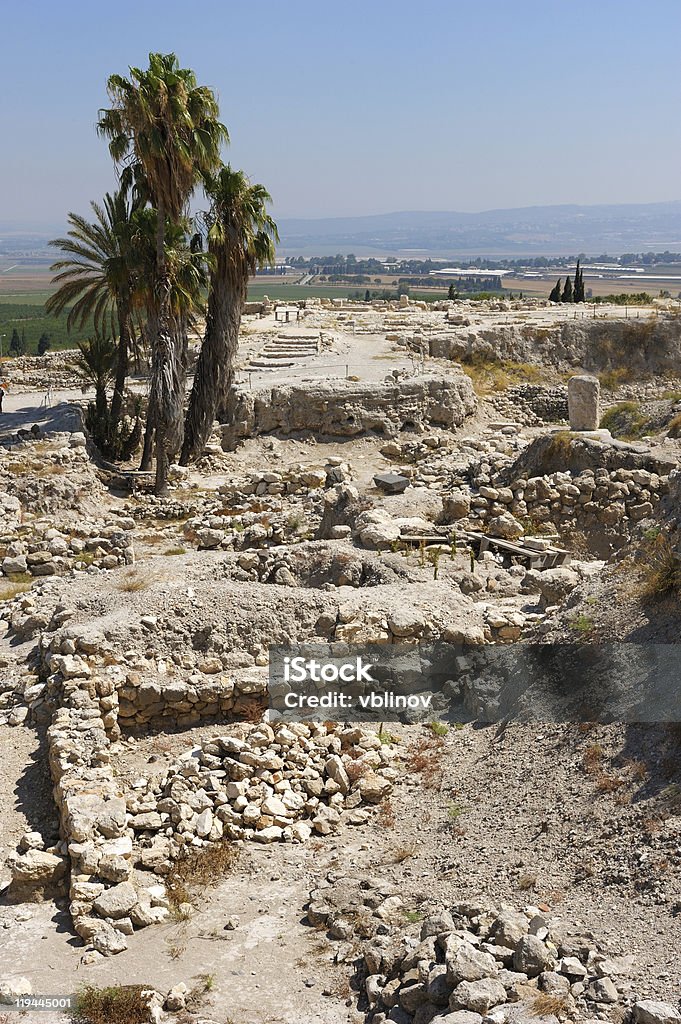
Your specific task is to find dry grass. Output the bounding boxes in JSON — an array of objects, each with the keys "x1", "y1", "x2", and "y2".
[
  {"x1": 582, "y1": 743, "x2": 604, "y2": 773},
  {"x1": 461, "y1": 355, "x2": 548, "y2": 395},
  {"x1": 595, "y1": 772, "x2": 624, "y2": 794},
  {"x1": 7, "y1": 458, "x2": 67, "y2": 477},
  {"x1": 599, "y1": 401, "x2": 650, "y2": 440},
  {"x1": 626, "y1": 759, "x2": 649, "y2": 782},
  {"x1": 0, "y1": 578, "x2": 32, "y2": 602},
  {"x1": 375, "y1": 798, "x2": 396, "y2": 828},
  {"x1": 546, "y1": 430, "x2": 576, "y2": 458},
  {"x1": 406, "y1": 734, "x2": 446, "y2": 787},
  {"x1": 116, "y1": 566, "x2": 159, "y2": 592},
  {"x1": 72, "y1": 985, "x2": 150, "y2": 1024},
  {"x1": 345, "y1": 759, "x2": 370, "y2": 783},
  {"x1": 638, "y1": 533, "x2": 681, "y2": 603},
  {"x1": 531, "y1": 993, "x2": 570, "y2": 1017},
  {"x1": 667, "y1": 412, "x2": 681, "y2": 438},
  {"x1": 166, "y1": 842, "x2": 240, "y2": 910},
  {"x1": 598, "y1": 365, "x2": 639, "y2": 389},
  {"x1": 517, "y1": 872, "x2": 538, "y2": 891},
  {"x1": 391, "y1": 843, "x2": 416, "y2": 863},
  {"x1": 233, "y1": 695, "x2": 268, "y2": 723}
]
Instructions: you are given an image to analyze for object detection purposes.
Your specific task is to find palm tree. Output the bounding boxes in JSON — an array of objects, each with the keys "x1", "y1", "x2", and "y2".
[
  {"x1": 180, "y1": 166, "x2": 277, "y2": 465},
  {"x1": 97, "y1": 52, "x2": 227, "y2": 493},
  {"x1": 46, "y1": 183, "x2": 142, "y2": 438},
  {"x1": 132, "y1": 210, "x2": 211, "y2": 470},
  {"x1": 74, "y1": 334, "x2": 118, "y2": 447}
]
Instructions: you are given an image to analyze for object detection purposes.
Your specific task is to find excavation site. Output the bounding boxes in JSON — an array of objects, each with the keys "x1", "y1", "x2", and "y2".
[{"x1": 1, "y1": 293, "x2": 680, "y2": 1024}]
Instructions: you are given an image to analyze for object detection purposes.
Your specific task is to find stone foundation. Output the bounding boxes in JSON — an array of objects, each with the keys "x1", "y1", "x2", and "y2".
[{"x1": 220, "y1": 373, "x2": 477, "y2": 449}]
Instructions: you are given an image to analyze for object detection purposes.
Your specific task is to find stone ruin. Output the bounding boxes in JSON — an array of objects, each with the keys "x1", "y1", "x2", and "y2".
[{"x1": 220, "y1": 372, "x2": 477, "y2": 450}]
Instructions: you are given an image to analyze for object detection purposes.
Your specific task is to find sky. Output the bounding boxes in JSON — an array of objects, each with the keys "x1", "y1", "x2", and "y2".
[{"x1": 1, "y1": 0, "x2": 680, "y2": 228}]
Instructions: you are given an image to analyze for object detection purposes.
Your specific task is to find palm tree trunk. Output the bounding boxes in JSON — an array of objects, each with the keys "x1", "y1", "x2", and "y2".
[
  {"x1": 152, "y1": 199, "x2": 185, "y2": 495},
  {"x1": 140, "y1": 387, "x2": 156, "y2": 471},
  {"x1": 180, "y1": 256, "x2": 242, "y2": 465},
  {"x1": 110, "y1": 293, "x2": 131, "y2": 440}
]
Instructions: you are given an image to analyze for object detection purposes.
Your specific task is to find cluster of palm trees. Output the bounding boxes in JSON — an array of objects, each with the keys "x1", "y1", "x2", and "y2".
[{"x1": 47, "y1": 52, "x2": 278, "y2": 493}]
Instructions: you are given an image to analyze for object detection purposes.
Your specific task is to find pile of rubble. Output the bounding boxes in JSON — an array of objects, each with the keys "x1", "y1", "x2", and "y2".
[
  {"x1": 218, "y1": 458, "x2": 352, "y2": 498},
  {"x1": 133, "y1": 721, "x2": 395, "y2": 855},
  {"x1": 305, "y1": 888, "x2": 681, "y2": 1024},
  {"x1": 0, "y1": 518, "x2": 135, "y2": 581},
  {"x1": 0, "y1": 429, "x2": 136, "y2": 582}
]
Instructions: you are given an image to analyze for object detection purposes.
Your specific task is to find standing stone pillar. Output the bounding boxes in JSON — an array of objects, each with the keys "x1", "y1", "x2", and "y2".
[{"x1": 568, "y1": 375, "x2": 600, "y2": 430}]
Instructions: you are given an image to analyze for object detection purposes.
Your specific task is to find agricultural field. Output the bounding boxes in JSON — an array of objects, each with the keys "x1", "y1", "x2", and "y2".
[
  {"x1": 502, "y1": 272, "x2": 681, "y2": 300},
  {"x1": 0, "y1": 301, "x2": 90, "y2": 356},
  {"x1": 0, "y1": 263, "x2": 79, "y2": 354}
]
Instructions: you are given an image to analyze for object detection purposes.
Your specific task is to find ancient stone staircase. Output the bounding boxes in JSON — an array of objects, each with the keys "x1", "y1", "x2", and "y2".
[{"x1": 246, "y1": 331, "x2": 321, "y2": 370}]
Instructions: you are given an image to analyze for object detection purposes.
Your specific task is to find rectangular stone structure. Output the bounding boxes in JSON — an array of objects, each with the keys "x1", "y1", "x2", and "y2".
[{"x1": 568, "y1": 374, "x2": 600, "y2": 430}]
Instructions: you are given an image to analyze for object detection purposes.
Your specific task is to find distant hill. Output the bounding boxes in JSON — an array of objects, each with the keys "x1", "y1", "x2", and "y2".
[
  {"x1": 277, "y1": 202, "x2": 681, "y2": 257},
  {"x1": 5, "y1": 202, "x2": 681, "y2": 261}
]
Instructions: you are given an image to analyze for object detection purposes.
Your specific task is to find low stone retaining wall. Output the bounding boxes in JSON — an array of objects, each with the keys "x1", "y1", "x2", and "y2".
[{"x1": 445, "y1": 466, "x2": 669, "y2": 557}]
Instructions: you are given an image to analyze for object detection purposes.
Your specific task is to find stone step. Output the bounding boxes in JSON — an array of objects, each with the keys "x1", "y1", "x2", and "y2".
[{"x1": 247, "y1": 358, "x2": 297, "y2": 369}]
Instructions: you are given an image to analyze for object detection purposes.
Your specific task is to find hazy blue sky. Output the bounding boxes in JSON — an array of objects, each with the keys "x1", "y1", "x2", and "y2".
[{"x1": 2, "y1": 0, "x2": 680, "y2": 227}]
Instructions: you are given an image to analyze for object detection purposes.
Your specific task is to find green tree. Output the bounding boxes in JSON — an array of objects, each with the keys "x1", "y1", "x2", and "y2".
[
  {"x1": 46, "y1": 182, "x2": 143, "y2": 441},
  {"x1": 561, "y1": 275, "x2": 573, "y2": 302},
  {"x1": 181, "y1": 166, "x2": 277, "y2": 466},
  {"x1": 37, "y1": 332, "x2": 52, "y2": 355},
  {"x1": 574, "y1": 260, "x2": 585, "y2": 302},
  {"x1": 98, "y1": 52, "x2": 227, "y2": 493},
  {"x1": 74, "y1": 333, "x2": 117, "y2": 447},
  {"x1": 9, "y1": 328, "x2": 24, "y2": 355},
  {"x1": 549, "y1": 278, "x2": 562, "y2": 302}
]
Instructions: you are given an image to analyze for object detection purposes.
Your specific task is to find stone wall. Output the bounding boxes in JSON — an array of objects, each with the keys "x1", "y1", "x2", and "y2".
[
  {"x1": 220, "y1": 373, "x2": 477, "y2": 450},
  {"x1": 11, "y1": 632, "x2": 396, "y2": 955},
  {"x1": 449, "y1": 467, "x2": 669, "y2": 556}
]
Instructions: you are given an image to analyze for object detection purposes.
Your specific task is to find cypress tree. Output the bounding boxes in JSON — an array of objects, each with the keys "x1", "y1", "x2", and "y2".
[
  {"x1": 38, "y1": 332, "x2": 52, "y2": 355},
  {"x1": 549, "y1": 278, "x2": 562, "y2": 302},
  {"x1": 573, "y1": 260, "x2": 585, "y2": 303},
  {"x1": 562, "y1": 276, "x2": 573, "y2": 302}
]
